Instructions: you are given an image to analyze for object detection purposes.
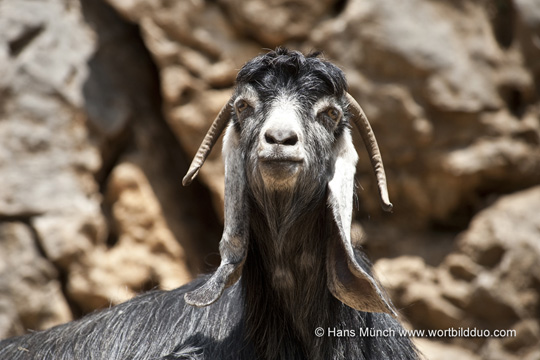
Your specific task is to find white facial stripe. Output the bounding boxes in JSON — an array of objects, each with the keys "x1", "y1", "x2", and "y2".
[{"x1": 263, "y1": 94, "x2": 303, "y2": 140}]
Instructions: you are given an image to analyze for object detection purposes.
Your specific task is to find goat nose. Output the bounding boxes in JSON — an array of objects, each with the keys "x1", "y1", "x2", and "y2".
[{"x1": 264, "y1": 128, "x2": 298, "y2": 146}]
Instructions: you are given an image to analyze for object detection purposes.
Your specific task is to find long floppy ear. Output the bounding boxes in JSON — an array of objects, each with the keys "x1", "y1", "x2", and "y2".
[
  {"x1": 326, "y1": 96, "x2": 396, "y2": 315},
  {"x1": 184, "y1": 115, "x2": 249, "y2": 306}
]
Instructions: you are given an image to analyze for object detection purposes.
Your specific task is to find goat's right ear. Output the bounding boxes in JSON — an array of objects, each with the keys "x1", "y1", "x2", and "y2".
[{"x1": 184, "y1": 122, "x2": 249, "y2": 307}]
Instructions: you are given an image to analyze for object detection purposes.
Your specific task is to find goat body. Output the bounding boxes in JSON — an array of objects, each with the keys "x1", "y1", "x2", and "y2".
[{"x1": 0, "y1": 49, "x2": 418, "y2": 360}]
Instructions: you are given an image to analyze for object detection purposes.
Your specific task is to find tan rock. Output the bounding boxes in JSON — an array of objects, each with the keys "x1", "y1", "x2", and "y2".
[
  {"x1": 67, "y1": 162, "x2": 192, "y2": 311},
  {"x1": 415, "y1": 338, "x2": 481, "y2": 360},
  {"x1": 375, "y1": 256, "x2": 464, "y2": 330},
  {"x1": 0, "y1": 222, "x2": 72, "y2": 334},
  {"x1": 67, "y1": 162, "x2": 192, "y2": 312},
  {"x1": 218, "y1": 0, "x2": 338, "y2": 47},
  {"x1": 503, "y1": 319, "x2": 540, "y2": 353},
  {"x1": 443, "y1": 253, "x2": 483, "y2": 282}
]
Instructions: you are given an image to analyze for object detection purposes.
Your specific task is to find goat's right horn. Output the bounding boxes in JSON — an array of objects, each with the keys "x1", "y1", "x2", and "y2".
[
  {"x1": 345, "y1": 93, "x2": 393, "y2": 212},
  {"x1": 182, "y1": 101, "x2": 233, "y2": 186}
]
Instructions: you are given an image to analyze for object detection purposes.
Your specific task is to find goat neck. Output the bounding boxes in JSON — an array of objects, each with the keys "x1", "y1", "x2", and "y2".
[{"x1": 243, "y1": 189, "x2": 337, "y2": 360}]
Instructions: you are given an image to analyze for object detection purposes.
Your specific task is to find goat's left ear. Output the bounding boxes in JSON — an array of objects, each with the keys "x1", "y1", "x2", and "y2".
[
  {"x1": 326, "y1": 130, "x2": 396, "y2": 315},
  {"x1": 184, "y1": 123, "x2": 249, "y2": 307}
]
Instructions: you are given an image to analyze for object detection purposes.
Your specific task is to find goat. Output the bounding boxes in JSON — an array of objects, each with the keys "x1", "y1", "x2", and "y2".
[{"x1": 0, "y1": 48, "x2": 419, "y2": 360}]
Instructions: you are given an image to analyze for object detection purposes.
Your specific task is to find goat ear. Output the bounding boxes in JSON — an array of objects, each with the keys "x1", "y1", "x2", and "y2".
[
  {"x1": 326, "y1": 130, "x2": 396, "y2": 315},
  {"x1": 185, "y1": 124, "x2": 249, "y2": 306}
]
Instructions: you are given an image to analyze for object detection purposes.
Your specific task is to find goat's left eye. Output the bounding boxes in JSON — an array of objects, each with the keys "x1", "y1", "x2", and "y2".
[
  {"x1": 325, "y1": 107, "x2": 341, "y2": 122},
  {"x1": 236, "y1": 100, "x2": 249, "y2": 113}
]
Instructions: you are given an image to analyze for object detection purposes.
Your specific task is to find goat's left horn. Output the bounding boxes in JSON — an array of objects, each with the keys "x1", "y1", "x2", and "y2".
[
  {"x1": 182, "y1": 101, "x2": 233, "y2": 186},
  {"x1": 346, "y1": 93, "x2": 393, "y2": 212}
]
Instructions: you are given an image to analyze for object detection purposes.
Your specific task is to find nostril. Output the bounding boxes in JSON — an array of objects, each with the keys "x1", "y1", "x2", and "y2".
[
  {"x1": 265, "y1": 132, "x2": 277, "y2": 145},
  {"x1": 283, "y1": 134, "x2": 298, "y2": 146},
  {"x1": 264, "y1": 129, "x2": 299, "y2": 146}
]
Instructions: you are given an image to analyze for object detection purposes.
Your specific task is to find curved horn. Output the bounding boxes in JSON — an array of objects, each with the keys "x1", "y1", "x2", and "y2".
[
  {"x1": 345, "y1": 93, "x2": 393, "y2": 212},
  {"x1": 182, "y1": 101, "x2": 233, "y2": 186}
]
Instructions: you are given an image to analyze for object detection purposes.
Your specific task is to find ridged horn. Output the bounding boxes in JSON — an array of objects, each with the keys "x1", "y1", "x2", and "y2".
[
  {"x1": 182, "y1": 101, "x2": 233, "y2": 186},
  {"x1": 346, "y1": 93, "x2": 393, "y2": 212}
]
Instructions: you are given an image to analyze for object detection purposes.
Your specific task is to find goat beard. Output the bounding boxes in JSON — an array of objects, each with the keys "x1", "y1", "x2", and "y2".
[{"x1": 247, "y1": 164, "x2": 327, "y2": 237}]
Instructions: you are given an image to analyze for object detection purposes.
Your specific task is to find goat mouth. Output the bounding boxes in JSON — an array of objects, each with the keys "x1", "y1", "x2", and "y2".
[
  {"x1": 259, "y1": 157, "x2": 303, "y2": 168},
  {"x1": 259, "y1": 157, "x2": 303, "y2": 164},
  {"x1": 258, "y1": 157, "x2": 303, "y2": 181}
]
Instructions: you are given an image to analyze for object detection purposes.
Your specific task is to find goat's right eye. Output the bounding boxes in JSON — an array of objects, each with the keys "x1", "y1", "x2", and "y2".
[
  {"x1": 326, "y1": 108, "x2": 340, "y2": 122},
  {"x1": 236, "y1": 100, "x2": 250, "y2": 114}
]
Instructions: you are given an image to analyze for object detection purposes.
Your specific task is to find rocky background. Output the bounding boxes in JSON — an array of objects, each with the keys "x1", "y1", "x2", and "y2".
[{"x1": 0, "y1": 0, "x2": 539, "y2": 358}]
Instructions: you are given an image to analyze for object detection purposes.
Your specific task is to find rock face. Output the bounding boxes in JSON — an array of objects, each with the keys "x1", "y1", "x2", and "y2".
[
  {"x1": 0, "y1": 222, "x2": 71, "y2": 338},
  {"x1": 0, "y1": 0, "x2": 105, "y2": 266},
  {"x1": 0, "y1": 0, "x2": 539, "y2": 358},
  {"x1": 68, "y1": 162, "x2": 193, "y2": 311},
  {"x1": 0, "y1": 0, "x2": 220, "y2": 330},
  {"x1": 0, "y1": 0, "x2": 105, "y2": 332},
  {"x1": 375, "y1": 186, "x2": 540, "y2": 359}
]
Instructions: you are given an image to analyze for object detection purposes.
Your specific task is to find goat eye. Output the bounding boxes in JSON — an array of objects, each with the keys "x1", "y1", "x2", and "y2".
[
  {"x1": 326, "y1": 107, "x2": 341, "y2": 122},
  {"x1": 236, "y1": 100, "x2": 249, "y2": 113}
]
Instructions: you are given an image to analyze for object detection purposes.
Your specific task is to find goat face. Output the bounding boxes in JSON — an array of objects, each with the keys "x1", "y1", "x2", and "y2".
[
  {"x1": 231, "y1": 52, "x2": 351, "y2": 195},
  {"x1": 182, "y1": 48, "x2": 394, "y2": 314},
  {"x1": 235, "y1": 91, "x2": 344, "y2": 195}
]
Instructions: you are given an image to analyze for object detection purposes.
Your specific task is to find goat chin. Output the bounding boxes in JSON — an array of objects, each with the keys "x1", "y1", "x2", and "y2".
[{"x1": 0, "y1": 48, "x2": 418, "y2": 360}]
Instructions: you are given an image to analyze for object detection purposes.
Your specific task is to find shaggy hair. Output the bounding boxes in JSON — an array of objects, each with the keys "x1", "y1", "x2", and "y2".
[{"x1": 0, "y1": 48, "x2": 419, "y2": 360}]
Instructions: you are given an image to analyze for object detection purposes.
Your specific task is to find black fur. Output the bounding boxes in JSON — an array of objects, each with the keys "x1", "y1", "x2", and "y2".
[
  {"x1": 0, "y1": 276, "x2": 415, "y2": 359},
  {"x1": 0, "y1": 49, "x2": 419, "y2": 360}
]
